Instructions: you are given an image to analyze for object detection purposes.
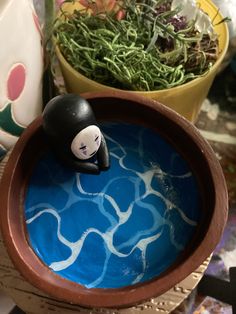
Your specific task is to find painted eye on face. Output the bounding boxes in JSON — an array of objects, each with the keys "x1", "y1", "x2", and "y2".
[
  {"x1": 95, "y1": 135, "x2": 100, "y2": 146},
  {"x1": 79, "y1": 143, "x2": 87, "y2": 155}
]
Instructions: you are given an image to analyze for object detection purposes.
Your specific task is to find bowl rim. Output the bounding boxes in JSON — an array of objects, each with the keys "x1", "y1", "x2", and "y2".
[
  {"x1": 0, "y1": 91, "x2": 228, "y2": 308},
  {"x1": 54, "y1": 0, "x2": 229, "y2": 95}
]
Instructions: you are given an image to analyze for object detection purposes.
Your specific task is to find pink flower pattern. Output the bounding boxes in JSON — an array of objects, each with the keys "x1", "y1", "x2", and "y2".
[{"x1": 57, "y1": 0, "x2": 125, "y2": 20}]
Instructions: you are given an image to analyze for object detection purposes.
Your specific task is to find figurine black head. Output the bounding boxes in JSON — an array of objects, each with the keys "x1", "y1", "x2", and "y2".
[{"x1": 42, "y1": 94, "x2": 109, "y2": 174}]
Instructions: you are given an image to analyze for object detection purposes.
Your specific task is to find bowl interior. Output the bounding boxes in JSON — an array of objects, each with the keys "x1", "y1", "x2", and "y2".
[
  {"x1": 0, "y1": 93, "x2": 227, "y2": 308},
  {"x1": 25, "y1": 122, "x2": 201, "y2": 289}
]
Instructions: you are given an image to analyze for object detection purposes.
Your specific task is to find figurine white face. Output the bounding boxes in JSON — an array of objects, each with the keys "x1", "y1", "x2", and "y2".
[{"x1": 71, "y1": 125, "x2": 102, "y2": 160}]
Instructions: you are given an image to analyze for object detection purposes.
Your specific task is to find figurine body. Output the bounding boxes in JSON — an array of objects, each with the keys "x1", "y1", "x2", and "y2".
[{"x1": 42, "y1": 94, "x2": 110, "y2": 174}]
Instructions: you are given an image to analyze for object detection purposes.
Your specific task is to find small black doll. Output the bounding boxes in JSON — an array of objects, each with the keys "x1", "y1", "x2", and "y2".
[{"x1": 42, "y1": 94, "x2": 110, "y2": 174}]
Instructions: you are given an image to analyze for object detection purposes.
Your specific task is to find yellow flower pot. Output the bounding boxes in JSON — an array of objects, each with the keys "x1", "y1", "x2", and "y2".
[{"x1": 55, "y1": 0, "x2": 229, "y2": 122}]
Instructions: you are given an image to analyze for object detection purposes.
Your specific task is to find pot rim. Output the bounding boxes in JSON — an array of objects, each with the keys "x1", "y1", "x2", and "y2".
[{"x1": 0, "y1": 91, "x2": 228, "y2": 308}]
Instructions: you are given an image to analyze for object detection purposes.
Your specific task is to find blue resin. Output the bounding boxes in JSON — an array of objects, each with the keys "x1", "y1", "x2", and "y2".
[{"x1": 25, "y1": 123, "x2": 201, "y2": 288}]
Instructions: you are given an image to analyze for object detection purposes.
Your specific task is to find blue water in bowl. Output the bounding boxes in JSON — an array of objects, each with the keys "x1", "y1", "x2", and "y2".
[{"x1": 24, "y1": 123, "x2": 201, "y2": 289}]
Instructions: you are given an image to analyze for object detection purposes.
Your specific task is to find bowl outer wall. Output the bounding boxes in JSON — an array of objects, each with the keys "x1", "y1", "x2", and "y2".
[
  {"x1": 55, "y1": 0, "x2": 229, "y2": 122},
  {"x1": 0, "y1": 92, "x2": 228, "y2": 308}
]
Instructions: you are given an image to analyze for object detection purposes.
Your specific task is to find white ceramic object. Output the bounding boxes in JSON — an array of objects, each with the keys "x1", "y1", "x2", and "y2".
[
  {"x1": 212, "y1": 0, "x2": 236, "y2": 39},
  {"x1": 171, "y1": 0, "x2": 215, "y2": 38},
  {"x1": 0, "y1": 0, "x2": 43, "y2": 159}
]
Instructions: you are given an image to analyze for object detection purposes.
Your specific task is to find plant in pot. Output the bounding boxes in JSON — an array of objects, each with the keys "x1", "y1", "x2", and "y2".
[{"x1": 51, "y1": 0, "x2": 229, "y2": 121}]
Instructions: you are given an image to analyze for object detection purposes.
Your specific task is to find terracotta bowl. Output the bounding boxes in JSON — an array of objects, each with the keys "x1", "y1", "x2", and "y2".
[{"x1": 0, "y1": 92, "x2": 228, "y2": 308}]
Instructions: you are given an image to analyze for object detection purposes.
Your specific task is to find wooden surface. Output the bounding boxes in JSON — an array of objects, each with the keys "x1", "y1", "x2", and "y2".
[{"x1": 0, "y1": 153, "x2": 210, "y2": 314}]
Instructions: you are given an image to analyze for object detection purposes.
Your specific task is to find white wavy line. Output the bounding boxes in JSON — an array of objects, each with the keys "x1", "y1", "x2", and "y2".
[
  {"x1": 85, "y1": 249, "x2": 112, "y2": 288},
  {"x1": 108, "y1": 130, "x2": 192, "y2": 180},
  {"x1": 50, "y1": 228, "x2": 163, "y2": 272},
  {"x1": 165, "y1": 220, "x2": 184, "y2": 250},
  {"x1": 160, "y1": 171, "x2": 192, "y2": 179},
  {"x1": 37, "y1": 161, "x2": 91, "y2": 213},
  {"x1": 26, "y1": 208, "x2": 73, "y2": 248},
  {"x1": 25, "y1": 203, "x2": 56, "y2": 214},
  {"x1": 146, "y1": 189, "x2": 197, "y2": 226},
  {"x1": 41, "y1": 161, "x2": 76, "y2": 195},
  {"x1": 77, "y1": 175, "x2": 121, "y2": 219},
  {"x1": 132, "y1": 232, "x2": 162, "y2": 284},
  {"x1": 134, "y1": 168, "x2": 197, "y2": 226},
  {"x1": 104, "y1": 133, "x2": 126, "y2": 155},
  {"x1": 27, "y1": 208, "x2": 163, "y2": 273},
  {"x1": 105, "y1": 132, "x2": 142, "y2": 175},
  {"x1": 76, "y1": 174, "x2": 136, "y2": 222}
]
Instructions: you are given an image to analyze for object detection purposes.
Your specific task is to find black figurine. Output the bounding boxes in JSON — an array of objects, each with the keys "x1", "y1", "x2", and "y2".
[{"x1": 42, "y1": 94, "x2": 110, "y2": 174}]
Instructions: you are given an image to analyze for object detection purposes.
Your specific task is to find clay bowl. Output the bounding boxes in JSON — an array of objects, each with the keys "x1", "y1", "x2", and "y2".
[{"x1": 0, "y1": 91, "x2": 228, "y2": 309}]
